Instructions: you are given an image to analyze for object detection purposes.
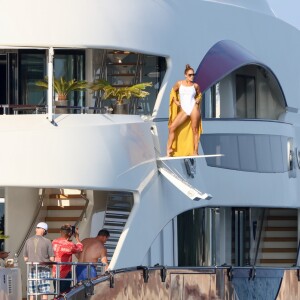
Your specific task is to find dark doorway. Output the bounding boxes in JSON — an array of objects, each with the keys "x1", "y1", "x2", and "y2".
[
  {"x1": 232, "y1": 208, "x2": 250, "y2": 266},
  {"x1": 177, "y1": 208, "x2": 206, "y2": 266},
  {"x1": 0, "y1": 55, "x2": 7, "y2": 105},
  {"x1": 0, "y1": 53, "x2": 18, "y2": 108}
]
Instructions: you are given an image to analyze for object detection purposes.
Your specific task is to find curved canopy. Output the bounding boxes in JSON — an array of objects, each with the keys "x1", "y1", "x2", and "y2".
[{"x1": 194, "y1": 40, "x2": 282, "y2": 94}]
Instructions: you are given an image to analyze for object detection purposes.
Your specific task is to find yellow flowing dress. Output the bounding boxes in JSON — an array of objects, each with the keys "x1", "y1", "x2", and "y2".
[{"x1": 168, "y1": 88, "x2": 203, "y2": 157}]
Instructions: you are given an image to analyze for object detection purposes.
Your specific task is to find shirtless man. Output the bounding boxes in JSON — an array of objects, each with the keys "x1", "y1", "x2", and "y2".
[
  {"x1": 76, "y1": 229, "x2": 110, "y2": 281},
  {"x1": 0, "y1": 251, "x2": 9, "y2": 259}
]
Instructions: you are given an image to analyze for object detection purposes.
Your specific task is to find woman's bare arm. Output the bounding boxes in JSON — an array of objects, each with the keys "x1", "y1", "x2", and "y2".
[
  {"x1": 173, "y1": 81, "x2": 180, "y2": 92},
  {"x1": 172, "y1": 81, "x2": 181, "y2": 106},
  {"x1": 194, "y1": 83, "x2": 202, "y2": 104}
]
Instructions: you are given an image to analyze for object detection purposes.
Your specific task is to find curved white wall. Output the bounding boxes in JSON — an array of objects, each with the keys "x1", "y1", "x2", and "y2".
[
  {"x1": 0, "y1": 114, "x2": 156, "y2": 189},
  {"x1": 1, "y1": 0, "x2": 300, "y2": 115}
]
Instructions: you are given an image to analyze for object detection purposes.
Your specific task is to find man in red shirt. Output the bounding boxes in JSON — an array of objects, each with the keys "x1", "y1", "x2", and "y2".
[{"x1": 52, "y1": 224, "x2": 83, "y2": 294}]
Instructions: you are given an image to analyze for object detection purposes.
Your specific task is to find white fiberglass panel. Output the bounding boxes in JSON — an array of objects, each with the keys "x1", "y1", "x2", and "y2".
[{"x1": 0, "y1": 115, "x2": 156, "y2": 189}]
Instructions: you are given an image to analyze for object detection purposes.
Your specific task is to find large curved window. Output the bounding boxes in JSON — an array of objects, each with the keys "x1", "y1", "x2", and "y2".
[
  {"x1": 0, "y1": 48, "x2": 167, "y2": 115},
  {"x1": 203, "y1": 65, "x2": 285, "y2": 120},
  {"x1": 201, "y1": 133, "x2": 290, "y2": 173},
  {"x1": 194, "y1": 40, "x2": 286, "y2": 121}
]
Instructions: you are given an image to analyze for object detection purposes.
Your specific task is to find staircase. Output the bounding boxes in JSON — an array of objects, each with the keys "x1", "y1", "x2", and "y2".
[
  {"x1": 93, "y1": 50, "x2": 144, "y2": 114},
  {"x1": 103, "y1": 192, "x2": 133, "y2": 262},
  {"x1": 45, "y1": 190, "x2": 88, "y2": 241},
  {"x1": 259, "y1": 208, "x2": 298, "y2": 267}
]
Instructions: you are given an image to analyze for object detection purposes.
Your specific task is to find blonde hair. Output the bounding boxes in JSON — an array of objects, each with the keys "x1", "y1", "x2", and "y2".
[{"x1": 184, "y1": 64, "x2": 194, "y2": 74}]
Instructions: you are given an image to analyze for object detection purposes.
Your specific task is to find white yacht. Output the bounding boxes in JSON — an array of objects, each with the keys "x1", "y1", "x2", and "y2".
[{"x1": 0, "y1": 0, "x2": 300, "y2": 298}]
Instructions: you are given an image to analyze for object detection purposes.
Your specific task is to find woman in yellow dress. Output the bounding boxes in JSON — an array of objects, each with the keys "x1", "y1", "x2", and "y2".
[{"x1": 167, "y1": 64, "x2": 202, "y2": 157}]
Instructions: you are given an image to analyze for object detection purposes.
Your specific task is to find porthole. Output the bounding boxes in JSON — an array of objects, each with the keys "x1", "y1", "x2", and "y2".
[{"x1": 297, "y1": 148, "x2": 300, "y2": 169}]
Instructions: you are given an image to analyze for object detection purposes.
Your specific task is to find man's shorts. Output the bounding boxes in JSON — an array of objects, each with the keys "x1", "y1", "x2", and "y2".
[
  {"x1": 76, "y1": 265, "x2": 97, "y2": 282},
  {"x1": 28, "y1": 266, "x2": 51, "y2": 294}
]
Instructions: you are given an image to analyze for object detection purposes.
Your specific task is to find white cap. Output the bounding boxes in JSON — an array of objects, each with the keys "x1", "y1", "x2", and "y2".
[{"x1": 36, "y1": 222, "x2": 48, "y2": 231}]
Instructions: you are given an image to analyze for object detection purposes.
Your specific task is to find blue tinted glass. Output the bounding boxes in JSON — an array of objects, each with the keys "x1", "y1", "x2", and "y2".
[{"x1": 202, "y1": 134, "x2": 289, "y2": 173}]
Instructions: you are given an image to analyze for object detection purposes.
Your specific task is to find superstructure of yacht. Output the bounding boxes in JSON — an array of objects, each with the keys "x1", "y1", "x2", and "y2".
[{"x1": 1, "y1": 0, "x2": 300, "y2": 299}]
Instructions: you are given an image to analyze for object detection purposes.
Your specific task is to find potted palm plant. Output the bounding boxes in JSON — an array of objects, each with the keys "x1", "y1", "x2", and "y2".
[
  {"x1": 0, "y1": 231, "x2": 8, "y2": 240},
  {"x1": 35, "y1": 77, "x2": 88, "y2": 113},
  {"x1": 89, "y1": 80, "x2": 152, "y2": 114}
]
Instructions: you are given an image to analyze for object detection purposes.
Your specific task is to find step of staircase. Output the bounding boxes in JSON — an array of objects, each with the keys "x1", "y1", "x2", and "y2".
[
  {"x1": 264, "y1": 226, "x2": 297, "y2": 231},
  {"x1": 268, "y1": 209, "x2": 297, "y2": 216},
  {"x1": 49, "y1": 194, "x2": 84, "y2": 199},
  {"x1": 262, "y1": 241, "x2": 298, "y2": 248},
  {"x1": 264, "y1": 231, "x2": 296, "y2": 238},
  {"x1": 263, "y1": 237, "x2": 297, "y2": 242},
  {"x1": 48, "y1": 228, "x2": 61, "y2": 234},
  {"x1": 262, "y1": 248, "x2": 297, "y2": 253},
  {"x1": 267, "y1": 216, "x2": 297, "y2": 221},
  {"x1": 260, "y1": 259, "x2": 295, "y2": 264},
  {"x1": 47, "y1": 206, "x2": 85, "y2": 210},
  {"x1": 45, "y1": 217, "x2": 79, "y2": 222}
]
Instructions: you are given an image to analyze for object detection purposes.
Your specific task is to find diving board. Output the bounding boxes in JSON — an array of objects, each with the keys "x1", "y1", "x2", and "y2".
[{"x1": 158, "y1": 154, "x2": 223, "y2": 161}]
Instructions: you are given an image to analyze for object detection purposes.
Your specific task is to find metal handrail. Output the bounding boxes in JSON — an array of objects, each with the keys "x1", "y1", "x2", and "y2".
[
  {"x1": 295, "y1": 240, "x2": 300, "y2": 266},
  {"x1": 26, "y1": 263, "x2": 300, "y2": 299},
  {"x1": 16, "y1": 191, "x2": 45, "y2": 257},
  {"x1": 74, "y1": 191, "x2": 89, "y2": 228},
  {"x1": 253, "y1": 208, "x2": 266, "y2": 265}
]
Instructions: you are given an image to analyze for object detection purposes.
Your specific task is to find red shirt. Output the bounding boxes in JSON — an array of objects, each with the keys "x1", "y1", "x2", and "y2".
[{"x1": 52, "y1": 237, "x2": 83, "y2": 278}]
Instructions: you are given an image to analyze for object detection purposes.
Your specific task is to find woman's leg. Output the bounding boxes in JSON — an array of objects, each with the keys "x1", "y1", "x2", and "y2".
[
  {"x1": 167, "y1": 111, "x2": 189, "y2": 156},
  {"x1": 190, "y1": 105, "x2": 201, "y2": 155}
]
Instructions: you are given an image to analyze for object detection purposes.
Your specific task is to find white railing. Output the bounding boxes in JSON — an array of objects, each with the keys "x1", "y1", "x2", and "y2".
[
  {"x1": 0, "y1": 104, "x2": 114, "y2": 115},
  {"x1": 26, "y1": 261, "x2": 106, "y2": 299}
]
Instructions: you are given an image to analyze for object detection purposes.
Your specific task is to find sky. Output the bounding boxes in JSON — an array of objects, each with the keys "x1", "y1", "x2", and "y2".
[{"x1": 267, "y1": 0, "x2": 300, "y2": 30}]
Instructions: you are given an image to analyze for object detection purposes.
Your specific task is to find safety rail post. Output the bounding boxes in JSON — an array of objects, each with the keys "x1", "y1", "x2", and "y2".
[
  {"x1": 47, "y1": 47, "x2": 54, "y2": 123},
  {"x1": 87, "y1": 263, "x2": 91, "y2": 280},
  {"x1": 55, "y1": 261, "x2": 60, "y2": 297},
  {"x1": 34, "y1": 263, "x2": 38, "y2": 300},
  {"x1": 72, "y1": 263, "x2": 76, "y2": 288}
]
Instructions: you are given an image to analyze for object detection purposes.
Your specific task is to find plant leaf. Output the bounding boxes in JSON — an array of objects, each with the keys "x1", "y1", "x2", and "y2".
[{"x1": 35, "y1": 77, "x2": 87, "y2": 98}]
